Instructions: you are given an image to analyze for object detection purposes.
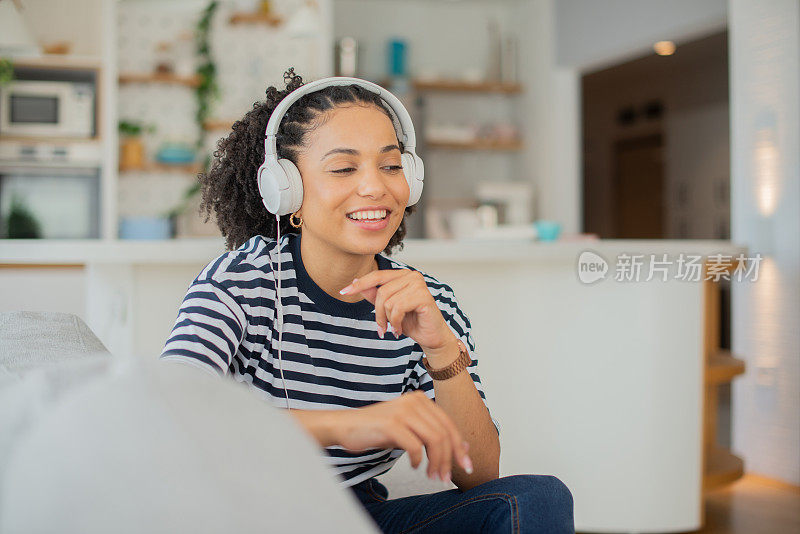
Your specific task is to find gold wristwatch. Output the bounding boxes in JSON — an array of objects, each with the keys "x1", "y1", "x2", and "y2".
[{"x1": 422, "y1": 339, "x2": 471, "y2": 380}]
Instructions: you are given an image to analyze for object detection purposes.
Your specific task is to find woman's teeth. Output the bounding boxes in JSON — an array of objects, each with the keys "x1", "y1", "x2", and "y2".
[{"x1": 347, "y1": 210, "x2": 387, "y2": 221}]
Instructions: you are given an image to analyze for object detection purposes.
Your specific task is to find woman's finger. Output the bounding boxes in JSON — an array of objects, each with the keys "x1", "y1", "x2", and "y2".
[
  {"x1": 340, "y1": 268, "x2": 407, "y2": 297},
  {"x1": 373, "y1": 276, "x2": 411, "y2": 337},
  {"x1": 385, "y1": 424, "x2": 426, "y2": 469},
  {"x1": 409, "y1": 404, "x2": 456, "y2": 481},
  {"x1": 387, "y1": 293, "x2": 427, "y2": 339},
  {"x1": 400, "y1": 406, "x2": 450, "y2": 480}
]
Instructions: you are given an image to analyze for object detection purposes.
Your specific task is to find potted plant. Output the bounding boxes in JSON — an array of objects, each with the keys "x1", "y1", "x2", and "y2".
[
  {"x1": 4, "y1": 195, "x2": 41, "y2": 239},
  {"x1": 0, "y1": 58, "x2": 13, "y2": 87},
  {"x1": 118, "y1": 120, "x2": 155, "y2": 171}
]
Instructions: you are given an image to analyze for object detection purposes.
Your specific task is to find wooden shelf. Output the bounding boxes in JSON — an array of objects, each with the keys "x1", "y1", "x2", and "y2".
[
  {"x1": 706, "y1": 350, "x2": 746, "y2": 384},
  {"x1": 702, "y1": 258, "x2": 746, "y2": 498},
  {"x1": 203, "y1": 119, "x2": 235, "y2": 131},
  {"x1": 412, "y1": 79, "x2": 522, "y2": 94},
  {"x1": 12, "y1": 55, "x2": 102, "y2": 70},
  {"x1": 229, "y1": 11, "x2": 283, "y2": 25},
  {"x1": 426, "y1": 139, "x2": 523, "y2": 151},
  {"x1": 0, "y1": 135, "x2": 101, "y2": 144},
  {"x1": 704, "y1": 447, "x2": 745, "y2": 492},
  {"x1": 119, "y1": 72, "x2": 201, "y2": 88},
  {"x1": 120, "y1": 161, "x2": 202, "y2": 174}
]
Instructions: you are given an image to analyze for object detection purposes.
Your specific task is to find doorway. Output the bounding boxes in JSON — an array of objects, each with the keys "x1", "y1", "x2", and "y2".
[
  {"x1": 582, "y1": 31, "x2": 729, "y2": 240},
  {"x1": 613, "y1": 134, "x2": 664, "y2": 238}
]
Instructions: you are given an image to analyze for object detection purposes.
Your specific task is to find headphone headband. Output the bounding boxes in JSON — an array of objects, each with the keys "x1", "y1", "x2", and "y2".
[{"x1": 263, "y1": 77, "x2": 417, "y2": 156}]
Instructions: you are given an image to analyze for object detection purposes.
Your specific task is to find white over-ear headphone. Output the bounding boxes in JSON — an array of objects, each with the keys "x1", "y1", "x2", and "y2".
[
  {"x1": 257, "y1": 77, "x2": 424, "y2": 411},
  {"x1": 256, "y1": 76, "x2": 424, "y2": 216}
]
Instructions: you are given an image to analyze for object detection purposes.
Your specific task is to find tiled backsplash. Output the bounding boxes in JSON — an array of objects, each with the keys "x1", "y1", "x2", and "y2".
[{"x1": 117, "y1": 0, "x2": 324, "y2": 225}]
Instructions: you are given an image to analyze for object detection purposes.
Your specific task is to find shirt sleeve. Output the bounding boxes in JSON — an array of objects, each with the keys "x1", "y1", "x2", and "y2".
[
  {"x1": 160, "y1": 277, "x2": 247, "y2": 377},
  {"x1": 404, "y1": 281, "x2": 501, "y2": 437}
]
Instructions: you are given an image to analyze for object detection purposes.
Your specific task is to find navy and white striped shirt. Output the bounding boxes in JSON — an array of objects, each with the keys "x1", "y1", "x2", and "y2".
[{"x1": 160, "y1": 232, "x2": 499, "y2": 488}]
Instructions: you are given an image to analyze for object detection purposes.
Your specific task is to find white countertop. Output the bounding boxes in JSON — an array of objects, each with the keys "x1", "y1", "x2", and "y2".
[{"x1": 0, "y1": 237, "x2": 748, "y2": 265}]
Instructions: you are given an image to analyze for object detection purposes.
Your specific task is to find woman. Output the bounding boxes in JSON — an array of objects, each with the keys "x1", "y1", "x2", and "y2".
[{"x1": 161, "y1": 68, "x2": 573, "y2": 533}]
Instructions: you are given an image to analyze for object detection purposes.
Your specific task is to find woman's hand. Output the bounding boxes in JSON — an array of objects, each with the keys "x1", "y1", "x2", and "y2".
[
  {"x1": 337, "y1": 391, "x2": 473, "y2": 482},
  {"x1": 339, "y1": 269, "x2": 454, "y2": 354}
]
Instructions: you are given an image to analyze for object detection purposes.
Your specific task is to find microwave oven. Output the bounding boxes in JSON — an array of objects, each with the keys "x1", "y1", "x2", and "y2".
[{"x1": 0, "y1": 80, "x2": 95, "y2": 138}]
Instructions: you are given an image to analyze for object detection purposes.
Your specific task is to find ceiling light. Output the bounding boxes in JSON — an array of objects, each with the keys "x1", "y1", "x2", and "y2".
[{"x1": 654, "y1": 41, "x2": 676, "y2": 56}]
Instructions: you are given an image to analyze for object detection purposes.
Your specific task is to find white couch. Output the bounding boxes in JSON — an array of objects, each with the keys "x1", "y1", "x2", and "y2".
[{"x1": 0, "y1": 312, "x2": 447, "y2": 532}]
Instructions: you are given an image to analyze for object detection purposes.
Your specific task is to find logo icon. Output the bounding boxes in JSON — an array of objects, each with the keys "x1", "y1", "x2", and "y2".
[{"x1": 577, "y1": 251, "x2": 609, "y2": 284}]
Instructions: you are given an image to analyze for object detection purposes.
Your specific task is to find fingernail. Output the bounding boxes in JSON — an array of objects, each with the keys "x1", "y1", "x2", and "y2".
[
  {"x1": 387, "y1": 323, "x2": 395, "y2": 335},
  {"x1": 443, "y1": 471, "x2": 451, "y2": 483},
  {"x1": 339, "y1": 278, "x2": 358, "y2": 295},
  {"x1": 462, "y1": 455, "x2": 473, "y2": 475},
  {"x1": 377, "y1": 323, "x2": 385, "y2": 338},
  {"x1": 463, "y1": 441, "x2": 470, "y2": 452}
]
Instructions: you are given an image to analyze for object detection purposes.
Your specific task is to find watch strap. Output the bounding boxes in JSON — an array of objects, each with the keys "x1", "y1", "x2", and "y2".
[{"x1": 422, "y1": 339, "x2": 471, "y2": 380}]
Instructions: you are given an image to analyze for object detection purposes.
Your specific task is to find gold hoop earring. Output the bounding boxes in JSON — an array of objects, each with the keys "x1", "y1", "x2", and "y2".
[{"x1": 289, "y1": 211, "x2": 302, "y2": 228}]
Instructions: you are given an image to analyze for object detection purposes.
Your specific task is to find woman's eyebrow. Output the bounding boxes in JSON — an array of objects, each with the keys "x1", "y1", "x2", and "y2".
[{"x1": 321, "y1": 145, "x2": 401, "y2": 160}]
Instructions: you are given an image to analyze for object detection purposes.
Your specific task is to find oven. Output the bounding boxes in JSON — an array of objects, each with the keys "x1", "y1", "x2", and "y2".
[{"x1": 0, "y1": 141, "x2": 102, "y2": 239}]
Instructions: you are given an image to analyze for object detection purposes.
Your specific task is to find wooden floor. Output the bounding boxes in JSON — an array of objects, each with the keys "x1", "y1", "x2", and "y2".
[
  {"x1": 576, "y1": 474, "x2": 800, "y2": 534},
  {"x1": 684, "y1": 474, "x2": 800, "y2": 534}
]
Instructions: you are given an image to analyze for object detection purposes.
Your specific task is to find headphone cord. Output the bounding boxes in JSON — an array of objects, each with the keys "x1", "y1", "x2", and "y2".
[{"x1": 273, "y1": 214, "x2": 291, "y2": 411}]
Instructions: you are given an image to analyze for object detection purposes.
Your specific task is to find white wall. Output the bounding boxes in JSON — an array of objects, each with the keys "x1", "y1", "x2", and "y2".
[
  {"x1": 333, "y1": 0, "x2": 517, "y2": 82},
  {"x1": 729, "y1": 0, "x2": 800, "y2": 485},
  {"x1": 514, "y1": 0, "x2": 581, "y2": 232},
  {"x1": 21, "y1": 0, "x2": 105, "y2": 57},
  {"x1": 666, "y1": 102, "x2": 730, "y2": 239},
  {"x1": 0, "y1": 268, "x2": 87, "y2": 319},
  {"x1": 555, "y1": 0, "x2": 727, "y2": 71}
]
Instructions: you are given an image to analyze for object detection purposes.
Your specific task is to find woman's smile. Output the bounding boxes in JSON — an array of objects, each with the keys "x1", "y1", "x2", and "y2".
[{"x1": 346, "y1": 206, "x2": 392, "y2": 230}]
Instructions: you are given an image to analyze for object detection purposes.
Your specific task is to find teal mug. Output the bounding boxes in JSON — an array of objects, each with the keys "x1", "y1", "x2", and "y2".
[{"x1": 534, "y1": 220, "x2": 561, "y2": 241}]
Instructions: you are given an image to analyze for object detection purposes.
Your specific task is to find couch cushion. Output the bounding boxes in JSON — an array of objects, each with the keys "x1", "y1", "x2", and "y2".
[{"x1": 0, "y1": 312, "x2": 110, "y2": 376}]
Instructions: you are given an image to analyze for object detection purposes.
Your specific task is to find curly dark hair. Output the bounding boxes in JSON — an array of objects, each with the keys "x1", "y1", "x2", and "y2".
[{"x1": 199, "y1": 67, "x2": 416, "y2": 254}]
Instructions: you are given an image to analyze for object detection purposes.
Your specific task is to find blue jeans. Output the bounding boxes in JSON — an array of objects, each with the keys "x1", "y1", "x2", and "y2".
[{"x1": 349, "y1": 474, "x2": 574, "y2": 533}]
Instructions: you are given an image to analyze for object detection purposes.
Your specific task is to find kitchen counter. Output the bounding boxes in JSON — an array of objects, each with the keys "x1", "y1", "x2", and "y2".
[
  {"x1": 0, "y1": 236, "x2": 751, "y2": 532},
  {"x1": 0, "y1": 237, "x2": 746, "y2": 264}
]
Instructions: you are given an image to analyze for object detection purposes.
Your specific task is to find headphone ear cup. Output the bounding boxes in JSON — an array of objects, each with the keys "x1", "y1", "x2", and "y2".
[
  {"x1": 257, "y1": 158, "x2": 286, "y2": 215},
  {"x1": 401, "y1": 152, "x2": 424, "y2": 207},
  {"x1": 277, "y1": 158, "x2": 303, "y2": 215},
  {"x1": 257, "y1": 157, "x2": 303, "y2": 216}
]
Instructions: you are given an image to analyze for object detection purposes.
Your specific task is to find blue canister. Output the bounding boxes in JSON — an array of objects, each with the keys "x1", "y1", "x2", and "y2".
[
  {"x1": 534, "y1": 220, "x2": 562, "y2": 242},
  {"x1": 119, "y1": 216, "x2": 173, "y2": 240},
  {"x1": 388, "y1": 39, "x2": 407, "y2": 77}
]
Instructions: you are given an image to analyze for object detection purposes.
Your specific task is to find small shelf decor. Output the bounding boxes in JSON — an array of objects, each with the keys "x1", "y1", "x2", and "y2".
[
  {"x1": 426, "y1": 138, "x2": 522, "y2": 151},
  {"x1": 118, "y1": 72, "x2": 201, "y2": 87},
  {"x1": 413, "y1": 79, "x2": 522, "y2": 94},
  {"x1": 229, "y1": 11, "x2": 283, "y2": 26}
]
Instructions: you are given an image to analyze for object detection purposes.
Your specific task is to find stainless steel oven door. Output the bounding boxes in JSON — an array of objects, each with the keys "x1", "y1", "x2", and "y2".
[{"x1": 0, "y1": 163, "x2": 100, "y2": 239}]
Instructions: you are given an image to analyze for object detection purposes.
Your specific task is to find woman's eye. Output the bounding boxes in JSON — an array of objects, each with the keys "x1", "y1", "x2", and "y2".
[{"x1": 330, "y1": 165, "x2": 402, "y2": 174}]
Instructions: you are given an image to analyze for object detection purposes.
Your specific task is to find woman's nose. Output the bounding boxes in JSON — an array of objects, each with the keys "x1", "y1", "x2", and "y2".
[{"x1": 357, "y1": 167, "x2": 388, "y2": 198}]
